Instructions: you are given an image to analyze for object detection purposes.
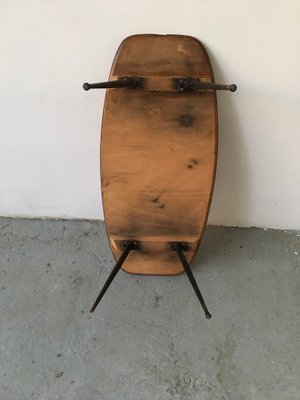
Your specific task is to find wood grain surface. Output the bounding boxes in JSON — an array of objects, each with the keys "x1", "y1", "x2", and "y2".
[{"x1": 101, "y1": 34, "x2": 217, "y2": 275}]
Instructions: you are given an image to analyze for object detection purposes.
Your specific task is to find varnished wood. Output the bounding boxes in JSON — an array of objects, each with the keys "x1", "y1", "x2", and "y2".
[{"x1": 101, "y1": 34, "x2": 217, "y2": 275}]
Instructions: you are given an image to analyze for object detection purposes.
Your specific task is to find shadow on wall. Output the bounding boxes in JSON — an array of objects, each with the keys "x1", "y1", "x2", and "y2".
[{"x1": 207, "y1": 49, "x2": 249, "y2": 227}]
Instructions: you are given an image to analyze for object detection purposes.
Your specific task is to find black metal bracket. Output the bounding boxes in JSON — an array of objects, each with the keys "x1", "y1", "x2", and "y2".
[
  {"x1": 83, "y1": 77, "x2": 142, "y2": 91},
  {"x1": 90, "y1": 240, "x2": 138, "y2": 313},
  {"x1": 177, "y1": 78, "x2": 237, "y2": 92},
  {"x1": 170, "y1": 242, "x2": 212, "y2": 319}
]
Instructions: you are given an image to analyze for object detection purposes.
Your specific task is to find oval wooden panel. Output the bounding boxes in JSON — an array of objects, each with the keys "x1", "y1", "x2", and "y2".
[{"x1": 101, "y1": 34, "x2": 217, "y2": 275}]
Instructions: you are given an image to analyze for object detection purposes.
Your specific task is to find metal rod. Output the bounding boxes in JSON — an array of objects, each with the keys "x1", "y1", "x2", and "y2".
[
  {"x1": 83, "y1": 77, "x2": 141, "y2": 91},
  {"x1": 90, "y1": 241, "x2": 136, "y2": 313},
  {"x1": 171, "y1": 242, "x2": 211, "y2": 319},
  {"x1": 178, "y1": 78, "x2": 237, "y2": 92}
]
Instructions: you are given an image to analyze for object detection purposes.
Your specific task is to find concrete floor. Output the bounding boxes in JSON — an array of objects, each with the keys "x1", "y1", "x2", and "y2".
[{"x1": 0, "y1": 217, "x2": 299, "y2": 400}]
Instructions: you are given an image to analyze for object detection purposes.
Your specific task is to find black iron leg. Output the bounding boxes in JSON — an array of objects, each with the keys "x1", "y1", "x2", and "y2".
[
  {"x1": 170, "y1": 242, "x2": 211, "y2": 319},
  {"x1": 90, "y1": 241, "x2": 137, "y2": 313}
]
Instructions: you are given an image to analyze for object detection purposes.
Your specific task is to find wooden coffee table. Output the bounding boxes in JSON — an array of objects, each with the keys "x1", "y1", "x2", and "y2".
[{"x1": 83, "y1": 34, "x2": 236, "y2": 318}]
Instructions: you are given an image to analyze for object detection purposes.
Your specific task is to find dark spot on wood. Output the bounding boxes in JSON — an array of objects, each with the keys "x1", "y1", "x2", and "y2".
[
  {"x1": 185, "y1": 104, "x2": 194, "y2": 110},
  {"x1": 188, "y1": 158, "x2": 199, "y2": 169},
  {"x1": 186, "y1": 61, "x2": 194, "y2": 70},
  {"x1": 178, "y1": 114, "x2": 194, "y2": 127},
  {"x1": 152, "y1": 198, "x2": 159, "y2": 203},
  {"x1": 158, "y1": 204, "x2": 165, "y2": 208}
]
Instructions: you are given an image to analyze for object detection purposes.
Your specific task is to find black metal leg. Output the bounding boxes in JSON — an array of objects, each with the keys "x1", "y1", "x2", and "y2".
[
  {"x1": 170, "y1": 242, "x2": 212, "y2": 319},
  {"x1": 90, "y1": 241, "x2": 137, "y2": 313},
  {"x1": 83, "y1": 77, "x2": 142, "y2": 91},
  {"x1": 177, "y1": 78, "x2": 237, "y2": 92}
]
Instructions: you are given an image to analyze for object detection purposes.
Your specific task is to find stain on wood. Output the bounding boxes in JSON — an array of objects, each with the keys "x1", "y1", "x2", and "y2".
[{"x1": 178, "y1": 114, "x2": 195, "y2": 127}]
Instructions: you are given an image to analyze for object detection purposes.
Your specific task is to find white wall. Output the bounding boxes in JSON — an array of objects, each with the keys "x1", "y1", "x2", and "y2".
[{"x1": 0, "y1": 0, "x2": 299, "y2": 229}]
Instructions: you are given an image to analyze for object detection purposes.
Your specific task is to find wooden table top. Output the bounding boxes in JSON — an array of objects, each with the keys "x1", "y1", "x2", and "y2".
[{"x1": 101, "y1": 34, "x2": 217, "y2": 275}]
